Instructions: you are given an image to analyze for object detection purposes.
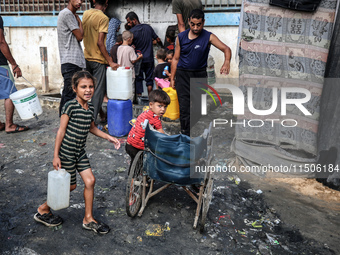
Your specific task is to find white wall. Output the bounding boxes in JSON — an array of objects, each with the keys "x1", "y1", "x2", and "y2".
[
  {"x1": 7, "y1": 27, "x2": 63, "y2": 91},
  {"x1": 207, "y1": 27, "x2": 239, "y2": 79},
  {"x1": 5, "y1": 0, "x2": 239, "y2": 91}
]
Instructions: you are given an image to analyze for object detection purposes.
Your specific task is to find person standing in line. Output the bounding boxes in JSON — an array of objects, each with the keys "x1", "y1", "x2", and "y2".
[
  {"x1": 170, "y1": 9, "x2": 231, "y2": 136},
  {"x1": 83, "y1": 0, "x2": 119, "y2": 122},
  {"x1": 106, "y1": 17, "x2": 121, "y2": 56},
  {"x1": 117, "y1": 31, "x2": 143, "y2": 101},
  {"x1": 164, "y1": 0, "x2": 202, "y2": 50},
  {"x1": 125, "y1": 12, "x2": 163, "y2": 96},
  {"x1": 0, "y1": 15, "x2": 29, "y2": 134},
  {"x1": 172, "y1": 0, "x2": 202, "y2": 34},
  {"x1": 165, "y1": 29, "x2": 176, "y2": 51},
  {"x1": 58, "y1": 0, "x2": 86, "y2": 116},
  {"x1": 166, "y1": 50, "x2": 174, "y2": 64},
  {"x1": 153, "y1": 48, "x2": 171, "y2": 89},
  {"x1": 110, "y1": 34, "x2": 123, "y2": 64}
]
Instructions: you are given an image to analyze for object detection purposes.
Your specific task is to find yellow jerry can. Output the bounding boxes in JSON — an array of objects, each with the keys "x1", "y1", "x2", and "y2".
[{"x1": 163, "y1": 87, "x2": 180, "y2": 120}]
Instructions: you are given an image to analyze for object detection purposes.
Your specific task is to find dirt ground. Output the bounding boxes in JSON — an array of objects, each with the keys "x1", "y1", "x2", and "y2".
[{"x1": 0, "y1": 96, "x2": 340, "y2": 254}]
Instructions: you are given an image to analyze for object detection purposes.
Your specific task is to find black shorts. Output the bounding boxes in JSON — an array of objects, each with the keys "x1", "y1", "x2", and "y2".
[{"x1": 60, "y1": 154, "x2": 91, "y2": 185}]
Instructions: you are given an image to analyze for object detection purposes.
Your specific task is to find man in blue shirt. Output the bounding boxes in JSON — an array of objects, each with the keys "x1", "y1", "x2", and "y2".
[
  {"x1": 125, "y1": 12, "x2": 163, "y2": 96},
  {"x1": 170, "y1": 9, "x2": 231, "y2": 136}
]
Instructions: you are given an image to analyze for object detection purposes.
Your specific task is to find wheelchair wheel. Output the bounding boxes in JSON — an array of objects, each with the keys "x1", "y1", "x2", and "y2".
[
  {"x1": 200, "y1": 171, "x2": 214, "y2": 233},
  {"x1": 126, "y1": 151, "x2": 144, "y2": 217}
]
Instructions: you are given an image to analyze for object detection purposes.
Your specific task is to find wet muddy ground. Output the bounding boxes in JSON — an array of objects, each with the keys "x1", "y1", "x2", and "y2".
[{"x1": 0, "y1": 96, "x2": 339, "y2": 254}]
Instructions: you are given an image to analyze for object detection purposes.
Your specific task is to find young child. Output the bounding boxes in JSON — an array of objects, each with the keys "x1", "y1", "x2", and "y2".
[
  {"x1": 34, "y1": 71, "x2": 120, "y2": 234},
  {"x1": 110, "y1": 34, "x2": 123, "y2": 64},
  {"x1": 117, "y1": 30, "x2": 143, "y2": 100},
  {"x1": 166, "y1": 50, "x2": 174, "y2": 65},
  {"x1": 125, "y1": 89, "x2": 170, "y2": 163},
  {"x1": 165, "y1": 29, "x2": 175, "y2": 51},
  {"x1": 153, "y1": 48, "x2": 171, "y2": 89}
]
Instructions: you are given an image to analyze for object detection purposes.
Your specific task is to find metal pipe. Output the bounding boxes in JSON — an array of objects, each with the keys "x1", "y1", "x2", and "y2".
[{"x1": 40, "y1": 47, "x2": 49, "y2": 92}]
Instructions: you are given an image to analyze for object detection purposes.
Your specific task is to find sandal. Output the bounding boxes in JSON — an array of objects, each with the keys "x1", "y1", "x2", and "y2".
[
  {"x1": 6, "y1": 124, "x2": 29, "y2": 134},
  {"x1": 34, "y1": 212, "x2": 63, "y2": 227},
  {"x1": 0, "y1": 123, "x2": 5, "y2": 131},
  {"x1": 82, "y1": 221, "x2": 110, "y2": 234}
]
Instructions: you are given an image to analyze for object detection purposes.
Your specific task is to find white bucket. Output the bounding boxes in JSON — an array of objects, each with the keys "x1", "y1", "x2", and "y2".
[
  {"x1": 107, "y1": 67, "x2": 133, "y2": 100},
  {"x1": 9, "y1": 87, "x2": 43, "y2": 120}
]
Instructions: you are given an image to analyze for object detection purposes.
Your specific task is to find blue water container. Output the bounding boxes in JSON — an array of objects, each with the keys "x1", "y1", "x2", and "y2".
[{"x1": 107, "y1": 99, "x2": 133, "y2": 137}]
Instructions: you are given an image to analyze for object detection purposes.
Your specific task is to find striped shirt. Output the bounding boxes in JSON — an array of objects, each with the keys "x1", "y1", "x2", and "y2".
[
  {"x1": 127, "y1": 110, "x2": 162, "y2": 150},
  {"x1": 59, "y1": 99, "x2": 94, "y2": 159}
]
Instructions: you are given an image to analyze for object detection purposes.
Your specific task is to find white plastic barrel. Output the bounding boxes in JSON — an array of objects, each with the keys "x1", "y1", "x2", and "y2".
[
  {"x1": 9, "y1": 87, "x2": 43, "y2": 120},
  {"x1": 107, "y1": 66, "x2": 132, "y2": 100},
  {"x1": 47, "y1": 169, "x2": 71, "y2": 211}
]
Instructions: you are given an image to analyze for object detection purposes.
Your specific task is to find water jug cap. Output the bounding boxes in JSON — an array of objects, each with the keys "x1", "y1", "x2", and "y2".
[{"x1": 125, "y1": 67, "x2": 130, "y2": 70}]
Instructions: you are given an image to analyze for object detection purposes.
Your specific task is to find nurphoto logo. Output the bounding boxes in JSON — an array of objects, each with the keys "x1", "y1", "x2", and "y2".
[
  {"x1": 200, "y1": 84, "x2": 312, "y2": 128},
  {"x1": 199, "y1": 83, "x2": 223, "y2": 115}
]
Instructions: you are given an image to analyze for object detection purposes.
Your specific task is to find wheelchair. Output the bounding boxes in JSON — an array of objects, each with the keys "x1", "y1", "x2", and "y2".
[{"x1": 125, "y1": 122, "x2": 214, "y2": 232}]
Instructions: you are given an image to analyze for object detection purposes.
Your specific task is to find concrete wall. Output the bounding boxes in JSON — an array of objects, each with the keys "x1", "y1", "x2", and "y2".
[
  {"x1": 208, "y1": 27, "x2": 239, "y2": 80},
  {"x1": 5, "y1": 0, "x2": 239, "y2": 91},
  {"x1": 6, "y1": 26, "x2": 63, "y2": 90}
]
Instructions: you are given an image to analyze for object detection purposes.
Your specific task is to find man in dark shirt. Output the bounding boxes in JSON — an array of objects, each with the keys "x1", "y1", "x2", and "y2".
[
  {"x1": 0, "y1": 15, "x2": 29, "y2": 133},
  {"x1": 125, "y1": 12, "x2": 163, "y2": 96},
  {"x1": 172, "y1": 0, "x2": 202, "y2": 34},
  {"x1": 170, "y1": 9, "x2": 231, "y2": 136}
]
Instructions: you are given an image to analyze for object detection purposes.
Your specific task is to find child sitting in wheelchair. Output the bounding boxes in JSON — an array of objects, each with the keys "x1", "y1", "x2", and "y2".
[{"x1": 125, "y1": 89, "x2": 170, "y2": 165}]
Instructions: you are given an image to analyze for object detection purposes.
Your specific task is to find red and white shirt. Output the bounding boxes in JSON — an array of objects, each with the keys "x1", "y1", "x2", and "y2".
[{"x1": 127, "y1": 110, "x2": 162, "y2": 150}]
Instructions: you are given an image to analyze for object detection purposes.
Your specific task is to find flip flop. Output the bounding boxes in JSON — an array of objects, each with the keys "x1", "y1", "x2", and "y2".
[{"x1": 6, "y1": 125, "x2": 30, "y2": 134}]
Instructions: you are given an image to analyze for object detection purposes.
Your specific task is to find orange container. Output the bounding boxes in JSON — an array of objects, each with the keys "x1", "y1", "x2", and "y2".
[{"x1": 163, "y1": 87, "x2": 180, "y2": 120}]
